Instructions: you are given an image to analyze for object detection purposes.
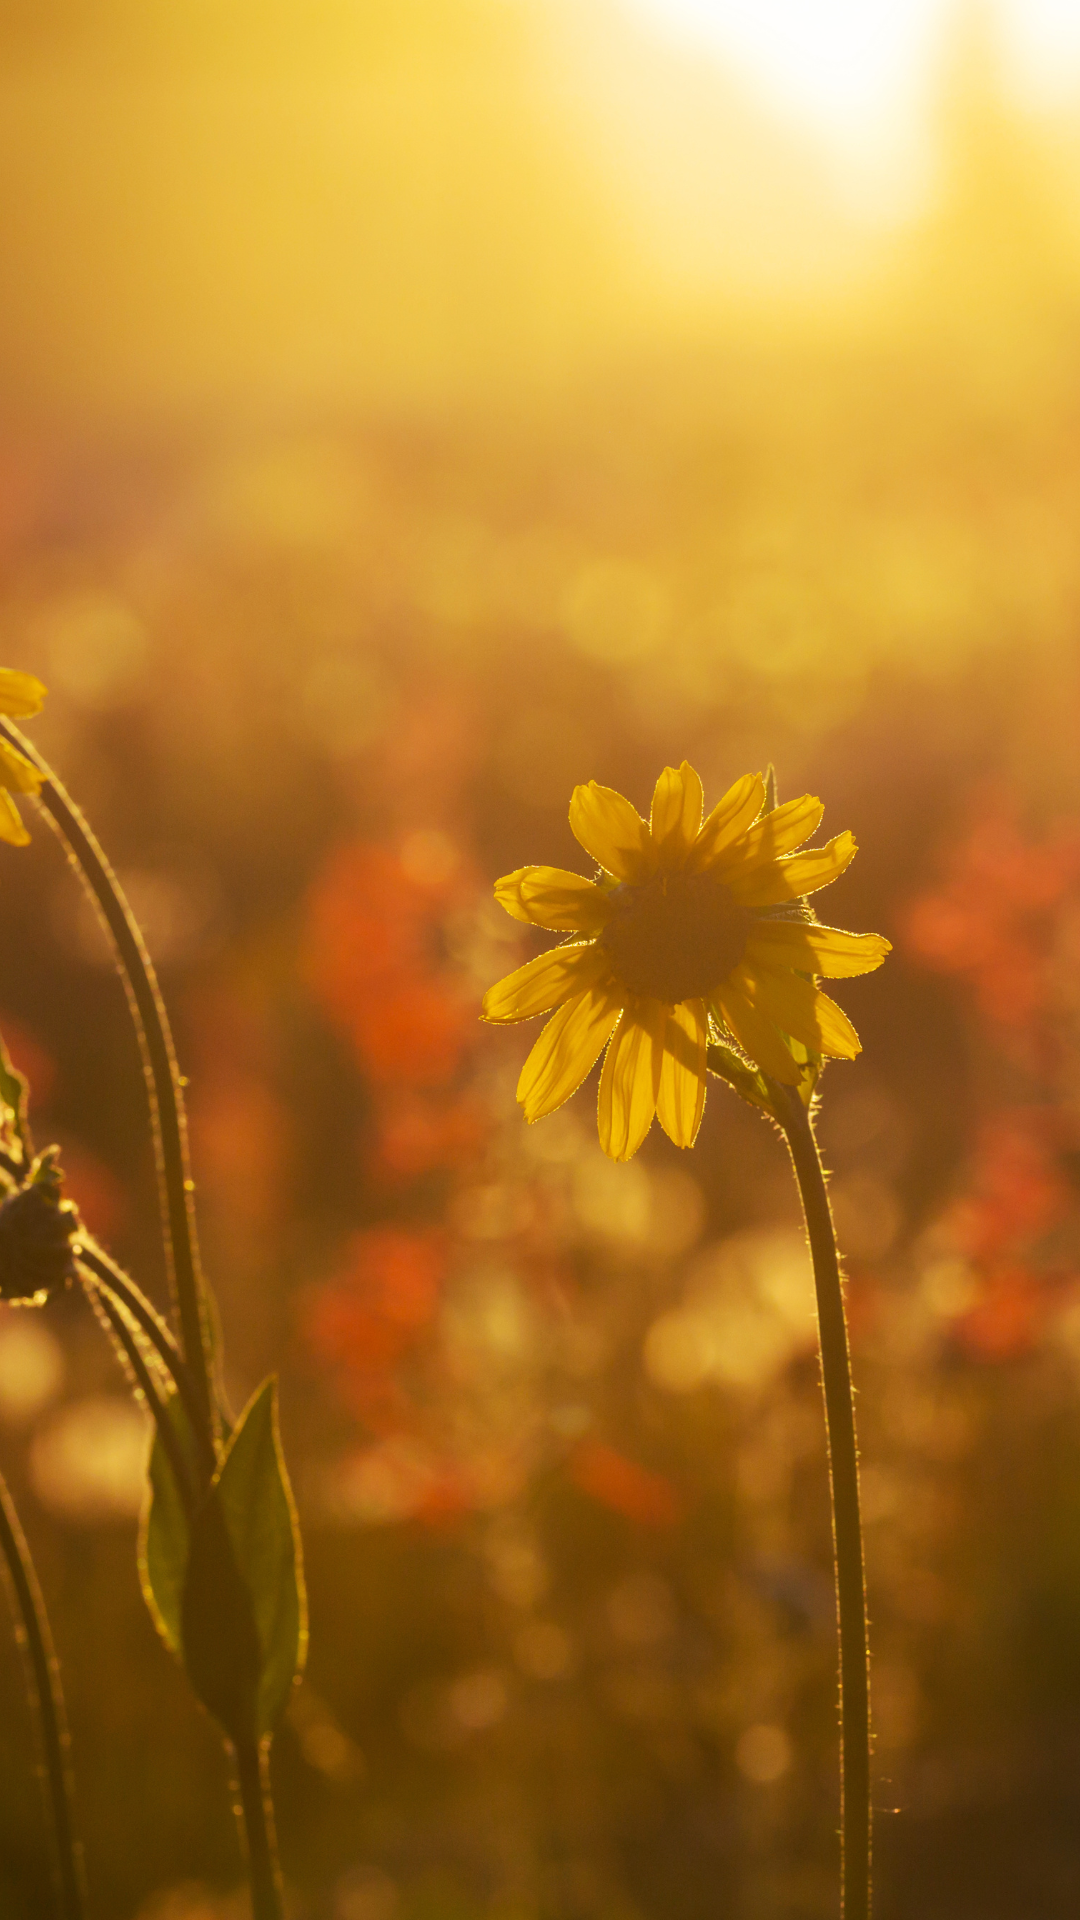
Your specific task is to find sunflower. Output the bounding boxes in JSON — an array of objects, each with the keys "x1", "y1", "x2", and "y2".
[
  {"x1": 482, "y1": 764, "x2": 890, "y2": 1161},
  {"x1": 0, "y1": 670, "x2": 46, "y2": 846}
]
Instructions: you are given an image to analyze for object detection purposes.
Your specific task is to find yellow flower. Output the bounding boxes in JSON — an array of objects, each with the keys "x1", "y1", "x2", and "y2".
[
  {"x1": 483, "y1": 764, "x2": 890, "y2": 1161},
  {"x1": 0, "y1": 670, "x2": 45, "y2": 847}
]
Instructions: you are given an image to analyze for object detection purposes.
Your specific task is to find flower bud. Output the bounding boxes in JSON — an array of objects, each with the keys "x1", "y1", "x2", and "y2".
[{"x1": 0, "y1": 1154, "x2": 77, "y2": 1304}]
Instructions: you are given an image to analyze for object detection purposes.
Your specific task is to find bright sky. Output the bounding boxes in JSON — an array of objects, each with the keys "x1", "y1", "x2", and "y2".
[{"x1": 620, "y1": 0, "x2": 1080, "y2": 153}]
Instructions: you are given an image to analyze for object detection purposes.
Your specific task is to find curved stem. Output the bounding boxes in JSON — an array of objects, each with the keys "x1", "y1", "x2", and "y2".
[
  {"x1": 232, "y1": 1735, "x2": 285, "y2": 1920},
  {"x1": 75, "y1": 1240, "x2": 215, "y2": 1479},
  {"x1": 0, "y1": 1468, "x2": 85, "y2": 1919},
  {"x1": 775, "y1": 1083, "x2": 871, "y2": 1920},
  {"x1": 82, "y1": 1279, "x2": 199, "y2": 1520},
  {"x1": 0, "y1": 720, "x2": 216, "y2": 1448}
]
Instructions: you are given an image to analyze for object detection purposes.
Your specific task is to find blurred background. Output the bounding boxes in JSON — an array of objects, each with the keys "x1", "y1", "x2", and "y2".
[{"x1": 0, "y1": 0, "x2": 1078, "y2": 1914}]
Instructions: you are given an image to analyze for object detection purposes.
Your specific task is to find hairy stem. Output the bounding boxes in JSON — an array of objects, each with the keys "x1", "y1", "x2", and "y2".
[
  {"x1": 83, "y1": 1280, "x2": 199, "y2": 1520},
  {"x1": 233, "y1": 1736, "x2": 285, "y2": 1920},
  {"x1": 776, "y1": 1083, "x2": 871, "y2": 1920},
  {"x1": 75, "y1": 1239, "x2": 215, "y2": 1477},
  {"x1": 0, "y1": 1470, "x2": 85, "y2": 1919},
  {"x1": 0, "y1": 720, "x2": 216, "y2": 1452}
]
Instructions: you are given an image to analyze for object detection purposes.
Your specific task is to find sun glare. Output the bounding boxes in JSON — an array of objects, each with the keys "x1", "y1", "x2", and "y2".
[{"x1": 619, "y1": 0, "x2": 1080, "y2": 150}]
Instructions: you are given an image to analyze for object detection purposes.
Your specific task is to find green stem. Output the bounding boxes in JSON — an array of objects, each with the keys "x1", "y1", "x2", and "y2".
[
  {"x1": 83, "y1": 1280, "x2": 199, "y2": 1520},
  {"x1": 233, "y1": 1736, "x2": 285, "y2": 1920},
  {"x1": 0, "y1": 1469, "x2": 85, "y2": 1919},
  {"x1": 776, "y1": 1083, "x2": 871, "y2": 1920},
  {"x1": 0, "y1": 721, "x2": 216, "y2": 1451},
  {"x1": 74, "y1": 1239, "x2": 216, "y2": 1479}
]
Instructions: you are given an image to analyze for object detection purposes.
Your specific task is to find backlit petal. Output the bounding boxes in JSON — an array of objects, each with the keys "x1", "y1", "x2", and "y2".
[
  {"x1": 517, "y1": 983, "x2": 624, "y2": 1122},
  {"x1": 569, "y1": 781, "x2": 657, "y2": 883},
  {"x1": 494, "y1": 868, "x2": 539, "y2": 924},
  {"x1": 0, "y1": 789, "x2": 29, "y2": 846},
  {"x1": 730, "y1": 964, "x2": 860, "y2": 1059},
  {"x1": 495, "y1": 867, "x2": 612, "y2": 932},
  {"x1": 0, "y1": 671, "x2": 46, "y2": 719},
  {"x1": 712, "y1": 794, "x2": 823, "y2": 876},
  {"x1": 650, "y1": 762, "x2": 704, "y2": 870},
  {"x1": 743, "y1": 920, "x2": 891, "y2": 977},
  {"x1": 0, "y1": 738, "x2": 41, "y2": 796},
  {"x1": 482, "y1": 942, "x2": 609, "y2": 1023},
  {"x1": 726, "y1": 832, "x2": 857, "y2": 908},
  {"x1": 656, "y1": 997, "x2": 707, "y2": 1148},
  {"x1": 712, "y1": 985, "x2": 802, "y2": 1085},
  {"x1": 685, "y1": 773, "x2": 764, "y2": 871},
  {"x1": 597, "y1": 999, "x2": 665, "y2": 1161},
  {"x1": 519, "y1": 867, "x2": 614, "y2": 933}
]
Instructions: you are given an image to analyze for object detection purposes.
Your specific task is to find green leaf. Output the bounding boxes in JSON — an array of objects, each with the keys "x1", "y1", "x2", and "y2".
[
  {"x1": 139, "y1": 1390, "x2": 200, "y2": 1656},
  {"x1": 0, "y1": 1027, "x2": 30, "y2": 1164},
  {"x1": 705, "y1": 1039, "x2": 775, "y2": 1115},
  {"x1": 180, "y1": 1379, "x2": 307, "y2": 1742}
]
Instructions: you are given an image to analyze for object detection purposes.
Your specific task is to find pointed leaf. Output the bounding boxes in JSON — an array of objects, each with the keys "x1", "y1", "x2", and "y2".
[
  {"x1": 180, "y1": 1379, "x2": 306, "y2": 1741},
  {"x1": 139, "y1": 1390, "x2": 199, "y2": 1656}
]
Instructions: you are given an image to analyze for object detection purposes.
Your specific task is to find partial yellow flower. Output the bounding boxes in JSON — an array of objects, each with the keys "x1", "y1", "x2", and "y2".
[
  {"x1": 483, "y1": 763, "x2": 890, "y2": 1161},
  {"x1": 0, "y1": 671, "x2": 46, "y2": 847}
]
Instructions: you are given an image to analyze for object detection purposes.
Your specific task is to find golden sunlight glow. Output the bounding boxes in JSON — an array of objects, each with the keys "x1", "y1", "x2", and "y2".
[{"x1": 619, "y1": 0, "x2": 1080, "y2": 148}]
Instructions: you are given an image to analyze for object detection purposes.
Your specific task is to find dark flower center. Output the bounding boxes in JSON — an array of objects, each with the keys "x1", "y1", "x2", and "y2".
[{"x1": 599, "y1": 869, "x2": 752, "y2": 1004}]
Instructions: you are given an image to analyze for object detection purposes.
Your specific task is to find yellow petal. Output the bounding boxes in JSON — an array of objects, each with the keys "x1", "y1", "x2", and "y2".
[
  {"x1": 569, "y1": 781, "x2": 657, "y2": 884},
  {"x1": 743, "y1": 920, "x2": 891, "y2": 978},
  {"x1": 0, "y1": 788, "x2": 29, "y2": 846},
  {"x1": 656, "y1": 997, "x2": 707, "y2": 1148},
  {"x1": 597, "y1": 999, "x2": 665, "y2": 1161},
  {"x1": 731, "y1": 964, "x2": 861, "y2": 1059},
  {"x1": 0, "y1": 738, "x2": 41, "y2": 796},
  {"x1": 649, "y1": 762, "x2": 703, "y2": 870},
  {"x1": 726, "y1": 832, "x2": 857, "y2": 908},
  {"x1": 517, "y1": 983, "x2": 624, "y2": 1121},
  {"x1": 686, "y1": 772, "x2": 765, "y2": 872},
  {"x1": 712, "y1": 793, "x2": 823, "y2": 876},
  {"x1": 493, "y1": 868, "x2": 541, "y2": 925},
  {"x1": 712, "y1": 985, "x2": 802, "y2": 1085},
  {"x1": 518, "y1": 867, "x2": 614, "y2": 933},
  {"x1": 0, "y1": 670, "x2": 46, "y2": 719},
  {"x1": 482, "y1": 942, "x2": 609, "y2": 1023}
]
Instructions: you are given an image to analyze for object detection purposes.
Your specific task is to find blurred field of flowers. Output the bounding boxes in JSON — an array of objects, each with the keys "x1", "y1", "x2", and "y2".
[{"x1": 0, "y1": 3, "x2": 1079, "y2": 1917}]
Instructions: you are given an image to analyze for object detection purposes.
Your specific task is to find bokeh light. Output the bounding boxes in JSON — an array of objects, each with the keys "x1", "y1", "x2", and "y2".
[{"x1": 0, "y1": 1, "x2": 1077, "y2": 1915}]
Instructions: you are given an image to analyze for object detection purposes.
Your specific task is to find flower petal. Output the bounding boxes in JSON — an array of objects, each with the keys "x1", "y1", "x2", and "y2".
[
  {"x1": 493, "y1": 868, "x2": 541, "y2": 924},
  {"x1": 712, "y1": 794, "x2": 824, "y2": 876},
  {"x1": 517, "y1": 983, "x2": 624, "y2": 1121},
  {"x1": 516, "y1": 867, "x2": 614, "y2": 933},
  {"x1": 0, "y1": 789, "x2": 29, "y2": 847},
  {"x1": 650, "y1": 762, "x2": 704, "y2": 870},
  {"x1": 685, "y1": 772, "x2": 764, "y2": 872},
  {"x1": 0, "y1": 671, "x2": 46, "y2": 719},
  {"x1": 0, "y1": 738, "x2": 41, "y2": 797},
  {"x1": 656, "y1": 997, "x2": 707, "y2": 1148},
  {"x1": 569, "y1": 781, "x2": 657, "y2": 883},
  {"x1": 726, "y1": 832, "x2": 857, "y2": 908},
  {"x1": 730, "y1": 964, "x2": 861, "y2": 1059},
  {"x1": 482, "y1": 942, "x2": 609, "y2": 1023},
  {"x1": 597, "y1": 999, "x2": 665, "y2": 1161},
  {"x1": 711, "y1": 985, "x2": 802, "y2": 1085},
  {"x1": 743, "y1": 920, "x2": 891, "y2": 978}
]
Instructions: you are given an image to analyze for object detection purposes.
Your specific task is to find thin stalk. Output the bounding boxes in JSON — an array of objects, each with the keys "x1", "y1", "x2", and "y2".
[
  {"x1": 75, "y1": 1239, "x2": 215, "y2": 1478},
  {"x1": 0, "y1": 719, "x2": 216, "y2": 1446},
  {"x1": 0, "y1": 1469, "x2": 85, "y2": 1919},
  {"x1": 84, "y1": 1281, "x2": 199, "y2": 1521},
  {"x1": 232, "y1": 1736, "x2": 285, "y2": 1920},
  {"x1": 775, "y1": 1082, "x2": 871, "y2": 1920}
]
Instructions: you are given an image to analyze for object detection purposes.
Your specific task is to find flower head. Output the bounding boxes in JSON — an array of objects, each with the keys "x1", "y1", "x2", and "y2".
[
  {"x1": 0, "y1": 670, "x2": 46, "y2": 847},
  {"x1": 483, "y1": 764, "x2": 890, "y2": 1160},
  {"x1": 0, "y1": 1150, "x2": 78, "y2": 1303}
]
